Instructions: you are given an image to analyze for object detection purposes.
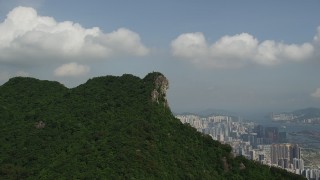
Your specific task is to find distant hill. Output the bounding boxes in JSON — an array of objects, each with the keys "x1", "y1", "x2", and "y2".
[
  {"x1": 293, "y1": 107, "x2": 320, "y2": 118},
  {"x1": 175, "y1": 109, "x2": 237, "y2": 118},
  {"x1": 196, "y1": 108, "x2": 238, "y2": 117},
  {"x1": 271, "y1": 107, "x2": 320, "y2": 123},
  {"x1": 0, "y1": 72, "x2": 305, "y2": 179}
]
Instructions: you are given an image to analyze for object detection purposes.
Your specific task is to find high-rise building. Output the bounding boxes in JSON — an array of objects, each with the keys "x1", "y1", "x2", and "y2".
[
  {"x1": 292, "y1": 144, "x2": 301, "y2": 160},
  {"x1": 278, "y1": 132, "x2": 287, "y2": 143},
  {"x1": 254, "y1": 125, "x2": 264, "y2": 138},
  {"x1": 271, "y1": 143, "x2": 302, "y2": 169},
  {"x1": 265, "y1": 127, "x2": 278, "y2": 144},
  {"x1": 248, "y1": 133, "x2": 257, "y2": 148},
  {"x1": 293, "y1": 158, "x2": 304, "y2": 170}
]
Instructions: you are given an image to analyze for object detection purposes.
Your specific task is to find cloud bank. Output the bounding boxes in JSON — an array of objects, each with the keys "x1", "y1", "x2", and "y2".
[
  {"x1": 311, "y1": 88, "x2": 320, "y2": 98},
  {"x1": 171, "y1": 30, "x2": 317, "y2": 68},
  {"x1": 0, "y1": 6, "x2": 149, "y2": 65},
  {"x1": 54, "y1": 63, "x2": 90, "y2": 77},
  {"x1": 0, "y1": 70, "x2": 30, "y2": 83},
  {"x1": 0, "y1": 72, "x2": 10, "y2": 82}
]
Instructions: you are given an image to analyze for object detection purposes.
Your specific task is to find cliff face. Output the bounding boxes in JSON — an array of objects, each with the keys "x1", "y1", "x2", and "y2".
[
  {"x1": 0, "y1": 72, "x2": 305, "y2": 179},
  {"x1": 151, "y1": 74, "x2": 169, "y2": 107}
]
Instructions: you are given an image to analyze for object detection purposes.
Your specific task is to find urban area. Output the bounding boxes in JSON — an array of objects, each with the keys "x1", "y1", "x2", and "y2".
[{"x1": 176, "y1": 114, "x2": 320, "y2": 180}]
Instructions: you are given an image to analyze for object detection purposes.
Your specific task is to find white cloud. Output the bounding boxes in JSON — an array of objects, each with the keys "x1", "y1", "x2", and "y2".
[
  {"x1": 311, "y1": 88, "x2": 320, "y2": 98},
  {"x1": 314, "y1": 26, "x2": 320, "y2": 43},
  {"x1": 171, "y1": 31, "x2": 315, "y2": 68},
  {"x1": 171, "y1": 32, "x2": 208, "y2": 60},
  {"x1": 54, "y1": 63, "x2": 90, "y2": 77},
  {"x1": 15, "y1": 70, "x2": 29, "y2": 77},
  {"x1": 0, "y1": 71, "x2": 10, "y2": 82},
  {"x1": 0, "y1": 6, "x2": 149, "y2": 65},
  {"x1": 313, "y1": 26, "x2": 320, "y2": 58},
  {"x1": 211, "y1": 33, "x2": 258, "y2": 59},
  {"x1": 0, "y1": 70, "x2": 30, "y2": 84}
]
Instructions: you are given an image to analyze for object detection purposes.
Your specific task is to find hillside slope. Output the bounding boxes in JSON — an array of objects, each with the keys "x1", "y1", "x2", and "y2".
[{"x1": 0, "y1": 72, "x2": 305, "y2": 179}]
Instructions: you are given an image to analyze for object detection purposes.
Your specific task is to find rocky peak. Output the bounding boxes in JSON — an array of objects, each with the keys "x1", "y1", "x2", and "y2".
[{"x1": 150, "y1": 74, "x2": 169, "y2": 107}]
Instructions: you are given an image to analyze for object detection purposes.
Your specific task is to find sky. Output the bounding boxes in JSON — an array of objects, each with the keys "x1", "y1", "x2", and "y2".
[{"x1": 0, "y1": 0, "x2": 320, "y2": 114}]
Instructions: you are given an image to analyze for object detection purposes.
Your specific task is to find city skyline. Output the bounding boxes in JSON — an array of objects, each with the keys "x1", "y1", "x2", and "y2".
[
  {"x1": 176, "y1": 113, "x2": 320, "y2": 178},
  {"x1": 1, "y1": 0, "x2": 320, "y2": 113}
]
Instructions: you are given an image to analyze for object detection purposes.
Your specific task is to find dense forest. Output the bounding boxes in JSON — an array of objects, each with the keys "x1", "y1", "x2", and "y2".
[{"x1": 0, "y1": 72, "x2": 305, "y2": 179}]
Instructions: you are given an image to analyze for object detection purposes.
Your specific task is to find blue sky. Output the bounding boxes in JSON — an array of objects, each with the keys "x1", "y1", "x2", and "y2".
[{"x1": 1, "y1": 0, "x2": 320, "y2": 113}]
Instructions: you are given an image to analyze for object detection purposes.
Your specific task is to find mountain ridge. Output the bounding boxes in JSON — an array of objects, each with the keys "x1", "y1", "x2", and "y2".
[
  {"x1": 271, "y1": 107, "x2": 320, "y2": 123},
  {"x1": 0, "y1": 72, "x2": 305, "y2": 179}
]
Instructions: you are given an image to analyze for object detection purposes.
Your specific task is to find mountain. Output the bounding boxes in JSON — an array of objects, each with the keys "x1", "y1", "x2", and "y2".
[
  {"x1": 0, "y1": 72, "x2": 305, "y2": 179},
  {"x1": 196, "y1": 108, "x2": 238, "y2": 117},
  {"x1": 271, "y1": 107, "x2": 320, "y2": 123},
  {"x1": 174, "y1": 109, "x2": 237, "y2": 117},
  {"x1": 293, "y1": 107, "x2": 320, "y2": 118}
]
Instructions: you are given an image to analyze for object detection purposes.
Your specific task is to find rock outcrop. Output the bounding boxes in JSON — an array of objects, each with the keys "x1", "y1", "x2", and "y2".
[{"x1": 151, "y1": 74, "x2": 169, "y2": 107}]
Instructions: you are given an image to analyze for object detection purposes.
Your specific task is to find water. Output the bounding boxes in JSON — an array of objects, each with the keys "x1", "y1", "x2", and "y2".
[{"x1": 246, "y1": 116, "x2": 320, "y2": 149}]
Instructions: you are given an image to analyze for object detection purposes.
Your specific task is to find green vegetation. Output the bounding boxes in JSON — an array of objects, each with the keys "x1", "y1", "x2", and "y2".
[{"x1": 0, "y1": 72, "x2": 305, "y2": 179}]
